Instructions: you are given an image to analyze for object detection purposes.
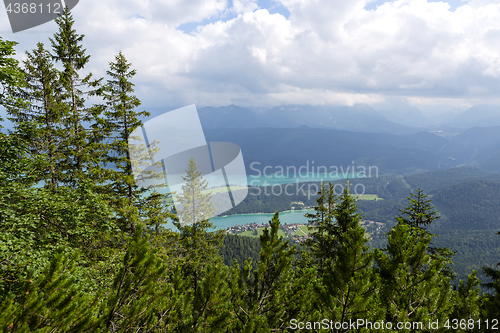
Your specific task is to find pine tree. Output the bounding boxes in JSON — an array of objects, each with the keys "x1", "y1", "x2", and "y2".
[
  {"x1": 0, "y1": 253, "x2": 101, "y2": 332},
  {"x1": 102, "y1": 224, "x2": 187, "y2": 332},
  {"x1": 450, "y1": 270, "x2": 482, "y2": 332}
]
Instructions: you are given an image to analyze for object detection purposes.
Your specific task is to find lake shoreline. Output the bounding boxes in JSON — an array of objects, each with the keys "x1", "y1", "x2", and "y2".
[{"x1": 216, "y1": 208, "x2": 314, "y2": 219}]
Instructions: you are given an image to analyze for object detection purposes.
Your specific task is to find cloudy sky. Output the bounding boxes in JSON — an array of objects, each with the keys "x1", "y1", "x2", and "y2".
[{"x1": 2, "y1": 0, "x2": 500, "y2": 110}]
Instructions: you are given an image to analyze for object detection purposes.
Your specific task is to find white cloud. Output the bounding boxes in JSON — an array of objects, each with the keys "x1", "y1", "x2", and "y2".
[
  {"x1": 232, "y1": 0, "x2": 259, "y2": 14},
  {"x1": 3, "y1": 0, "x2": 500, "y2": 108}
]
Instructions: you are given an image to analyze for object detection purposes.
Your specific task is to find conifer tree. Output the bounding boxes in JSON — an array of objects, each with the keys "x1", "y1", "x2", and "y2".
[
  {"x1": 450, "y1": 270, "x2": 482, "y2": 332},
  {"x1": 303, "y1": 181, "x2": 338, "y2": 273},
  {"x1": 49, "y1": 7, "x2": 104, "y2": 186},
  {"x1": 7, "y1": 42, "x2": 65, "y2": 189},
  {"x1": 100, "y1": 51, "x2": 157, "y2": 232},
  {"x1": 167, "y1": 160, "x2": 229, "y2": 331},
  {"x1": 173, "y1": 158, "x2": 223, "y2": 274},
  {"x1": 375, "y1": 224, "x2": 453, "y2": 330},
  {"x1": 102, "y1": 52, "x2": 147, "y2": 193},
  {"x1": 229, "y1": 212, "x2": 312, "y2": 332},
  {"x1": 0, "y1": 116, "x2": 117, "y2": 298},
  {"x1": 0, "y1": 254, "x2": 101, "y2": 332},
  {"x1": 102, "y1": 224, "x2": 187, "y2": 332},
  {"x1": 396, "y1": 188, "x2": 439, "y2": 230},
  {"x1": 177, "y1": 157, "x2": 216, "y2": 226},
  {"x1": 0, "y1": 37, "x2": 26, "y2": 112},
  {"x1": 313, "y1": 183, "x2": 383, "y2": 332},
  {"x1": 397, "y1": 188, "x2": 455, "y2": 277}
]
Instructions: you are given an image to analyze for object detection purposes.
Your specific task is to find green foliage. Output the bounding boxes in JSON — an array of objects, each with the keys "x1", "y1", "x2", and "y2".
[
  {"x1": 177, "y1": 158, "x2": 216, "y2": 225},
  {"x1": 312, "y1": 184, "x2": 383, "y2": 332},
  {"x1": 396, "y1": 188, "x2": 439, "y2": 230},
  {"x1": 103, "y1": 224, "x2": 181, "y2": 332},
  {"x1": 450, "y1": 271, "x2": 482, "y2": 332},
  {"x1": 220, "y1": 234, "x2": 261, "y2": 271},
  {"x1": 4, "y1": 12, "x2": 500, "y2": 333},
  {"x1": 100, "y1": 51, "x2": 161, "y2": 233},
  {"x1": 229, "y1": 212, "x2": 312, "y2": 332},
  {"x1": 431, "y1": 180, "x2": 500, "y2": 230},
  {"x1": 49, "y1": 7, "x2": 104, "y2": 186},
  {"x1": 0, "y1": 36, "x2": 26, "y2": 112},
  {"x1": 303, "y1": 182, "x2": 338, "y2": 273},
  {"x1": 0, "y1": 254, "x2": 101, "y2": 332},
  {"x1": 375, "y1": 224, "x2": 453, "y2": 330},
  {"x1": 7, "y1": 42, "x2": 66, "y2": 188}
]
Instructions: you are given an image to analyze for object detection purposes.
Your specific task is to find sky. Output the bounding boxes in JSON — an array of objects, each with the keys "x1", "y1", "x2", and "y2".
[{"x1": 2, "y1": 0, "x2": 500, "y2": 111}]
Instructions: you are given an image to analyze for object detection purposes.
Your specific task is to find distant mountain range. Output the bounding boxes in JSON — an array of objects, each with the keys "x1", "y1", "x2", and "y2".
[
  {"x1": 204, "y1": 126, "x2": 500, "y2": 175},
  {"x1": 195, "y1": 103, "x2": 500, "y2": 135},
  {"x1": 5, "y1": 102, "x2": 498, "y2": 136},
  {"x1": 4, "y1": 102, "x2": 500, "y2": 174},
  {"x1": 198, "y1": 104, "x2": 417, "y2": 135}
]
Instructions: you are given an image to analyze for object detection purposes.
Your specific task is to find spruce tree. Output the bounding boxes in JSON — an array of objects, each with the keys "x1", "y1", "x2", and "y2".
[
  {"x1": 49, "y1": 7, "x2": 104, "y2": 186},
  {"x1": 7, "y1": 42, "x2": 65, "y2": 189},
  {"x1": 177, "y1": 157, "x2": 216, "y2": 226},
  {"x1": 100, "y1": 51, "x2": 155, "y2": 232},
  {"x1": 375, "y1": 224, "x2": 453, "y2": 330},
  {"x1": 313, "y1": 183, "x2": 383, "y2": 332},
  {"x1": 229, "y1": 212, "x2": 312, "y2": 332},
  {"x1": 102, "y1": 52, "x2": 147, "y2": 189},
  {"x1": 396, "y1": 188, "x2": 439, "y2": 230},
  {"x1": 0, "y1": 116, "x2": 117, "y2": 298},
  {"x1": 0, "y1": 37, "x2": 26, "y2": 112},
  {"x1": 397, "y1": 188, "x2": 455, "y2": 277},
  {"x1": 168, "y1": 159, "x2": 229, "y2": 331},
  {"x1": 303, "y1": 181, "x2": 338, "y2": 273}
]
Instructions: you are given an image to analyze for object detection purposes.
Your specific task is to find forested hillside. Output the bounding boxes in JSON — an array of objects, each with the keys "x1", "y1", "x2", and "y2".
[
  {"x1": 220, "y1": 167, "x2": 500, "y2": 284},
  {"x1": 2, "y1": 11, "x2": 500, "y2": 332}
]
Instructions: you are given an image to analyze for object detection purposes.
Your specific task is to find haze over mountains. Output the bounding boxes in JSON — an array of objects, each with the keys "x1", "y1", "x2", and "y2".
[
  {"x1": 3, "y1": 102, "x2": 500, "y2": 135},
  {"x1": 195, "y1": 102, "x2": 500, "y2": 135},
  {"x1": 197, "y1": 102, "x2": 500, "y2": 176},
  {"x1": 3, "y1": 101, "x2": 500, "y2": 174},
  {"x1": 204, "y1": 126, "x2": 500, "y2": 175}
]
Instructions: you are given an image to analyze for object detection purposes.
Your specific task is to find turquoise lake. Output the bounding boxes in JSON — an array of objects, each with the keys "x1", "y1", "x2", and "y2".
[
  {"x1": 211, "y1": 209, "x2": 313, "y2": 229},
  {"x1": 163, "y1": 172, "x2": 364, "y2": 195},
  {"x1": 244, "y1": 171, "x2": 363, "y2": 186},
  {"x1": 163, "y1": 209, "x2": 313, "y2": 231},
  {"x1": 157, "y1": 172, "x2": 363, "y2": 230}
]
